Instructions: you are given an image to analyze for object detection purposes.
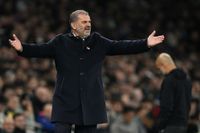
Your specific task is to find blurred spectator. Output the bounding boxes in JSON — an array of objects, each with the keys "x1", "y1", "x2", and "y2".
[
  {"x1": 111, "y1": 105, "x2": 145, "y2": 133},
  {"x1": 31, "y1": 86, "x2": 52, "y2": 118},
  {"x1": 13, "y1": 113, "x2": 26, "y2": 133},
  {"x1": 20, "y1": 94, "x2": 35, "y2": 131},
  {"x1": 5, "y1": 95, "x2": 22, "y2": 117},
  {"x1": 36, "y1": 103, "x2": 54, "y2": 133},
  {"x1": 137, "y1": 100, "x2": 154, "y2": 133},
  {"x1": 1, "y1": 116, "x2": 15, "y2": 133},
  {"x1": 108, "y1": 92, "x2": 123, "y2": 125},
  {"x1": 0, "y1": 95, "x2": 7, "y2": 128}
]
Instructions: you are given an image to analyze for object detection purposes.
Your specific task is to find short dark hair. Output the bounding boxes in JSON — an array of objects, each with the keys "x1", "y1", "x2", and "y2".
[
  {"x1": 69, "y1": 10, "x2": 89, "y2": 24},
  {"x1": 122, "y1": 105, "x2": 136, "y2": 114},
  {"x1": 0, "y1": 94, "x2": 6, "y2": 105},
  {"x1": 13, "y1": 113, "x2": 24, "y2": 119}
]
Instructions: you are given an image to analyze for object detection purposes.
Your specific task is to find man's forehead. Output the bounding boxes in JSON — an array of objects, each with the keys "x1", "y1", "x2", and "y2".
[{"x1": 77, "y1": 14, "x2": 90, "y2": 20}]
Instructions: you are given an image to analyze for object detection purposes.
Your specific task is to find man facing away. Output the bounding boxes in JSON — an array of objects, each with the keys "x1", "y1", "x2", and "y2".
[
  {"x1": 9, "y1": 10, "x2": 164, "y2": 133},
  {"x1": 155, "y1": 53, "x2": 192, "y2": 133}
]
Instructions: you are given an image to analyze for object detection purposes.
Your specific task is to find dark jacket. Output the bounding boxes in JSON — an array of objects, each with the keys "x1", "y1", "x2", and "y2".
[
  {"x1": 36, "y1": 113, "x2": 54, "y2": 133},
  {"x1": 158, "y1": 68, "x2": 192, "y2": 130},
  {"x1": 18, "y1": 32, "x2": 149, "y2": 125},
  {"x1": 14, "y1": 128, "x2": 26, "y2": 133}
]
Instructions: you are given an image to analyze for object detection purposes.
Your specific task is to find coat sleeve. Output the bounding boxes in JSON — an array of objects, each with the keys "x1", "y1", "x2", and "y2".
[
  {"x1": 158, "y1": 77, "x2": 175, "y2": 130},
  {"x1": 97, "y1": 33, "x2": 150, "y2": 55},
  {"x1": 17, "y1": 35, "x2": 59, "y2": 58}
]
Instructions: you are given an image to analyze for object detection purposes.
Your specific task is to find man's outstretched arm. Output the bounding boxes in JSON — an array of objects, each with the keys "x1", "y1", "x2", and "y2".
[
  {"x1": 102, "y1": 30, "x2": 164, "y2": 55},
  {"x1": 9, "y1": 34, "x2": 57, "y2": 58}
]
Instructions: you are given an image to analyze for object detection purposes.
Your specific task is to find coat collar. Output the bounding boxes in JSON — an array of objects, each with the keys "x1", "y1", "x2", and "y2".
[{"x1": 67, "y1": 32, "x2": 90, "y2": 40}]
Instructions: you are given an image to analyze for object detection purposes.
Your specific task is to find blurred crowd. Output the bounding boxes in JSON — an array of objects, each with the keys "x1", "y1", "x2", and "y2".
[{"x1": 0, "y1": 0, "x2": 200, "y2": 133}]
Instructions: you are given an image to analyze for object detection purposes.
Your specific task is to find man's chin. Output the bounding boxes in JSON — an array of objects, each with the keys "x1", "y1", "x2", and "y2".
[{"x1": 84, "y1": 33, "x2": 91, "y2": 38}]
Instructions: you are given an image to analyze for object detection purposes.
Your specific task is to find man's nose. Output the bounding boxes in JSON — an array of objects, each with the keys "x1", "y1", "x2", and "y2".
[{"x1": 86, "y1": 22, "x2": 91, "y2": 26}]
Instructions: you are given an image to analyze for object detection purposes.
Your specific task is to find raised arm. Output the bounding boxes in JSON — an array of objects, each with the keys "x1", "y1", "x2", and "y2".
[
  {"x1": 9, "y1": 34, "x2": 57, "y2": 58},
  {"x1": 102, "y1": 30, "x2": 164, "y2": 55}
]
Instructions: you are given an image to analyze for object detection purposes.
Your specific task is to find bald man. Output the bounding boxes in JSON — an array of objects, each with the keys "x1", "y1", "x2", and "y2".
[{"x1": 155, "y1": 53, "x2": 192, "y2": 133}]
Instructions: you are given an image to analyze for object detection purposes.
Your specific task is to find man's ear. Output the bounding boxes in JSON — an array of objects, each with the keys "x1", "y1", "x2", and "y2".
[{"x1": 71, "y1": 22, "x2": 76, "y2": 30}]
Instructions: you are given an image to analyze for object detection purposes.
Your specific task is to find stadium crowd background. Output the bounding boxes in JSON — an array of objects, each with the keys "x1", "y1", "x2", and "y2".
[{"x1": 0, "y1": 0, "x2": 199, "y2": 133}]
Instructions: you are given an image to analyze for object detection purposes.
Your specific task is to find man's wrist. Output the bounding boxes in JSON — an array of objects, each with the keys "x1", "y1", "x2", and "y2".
[{"x1": 18, "y1": 47, "x2": 23, "y2": 52}]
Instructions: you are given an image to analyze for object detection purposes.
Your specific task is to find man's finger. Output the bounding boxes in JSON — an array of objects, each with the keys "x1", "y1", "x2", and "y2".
[
  {"x1": 150, "y1": 30, "x2": 156, "y2": 37},
  {"x1": 9, "y1": 39, "x2": 16, "y2": 47},
  {"x1": 13, "y1": 34, "x2": 18, "y2": 40},
  {"x1": 156, "y1": 35, "x2": 165, "y2": 39},
  {"x1": 9, "y1": 39, "x2": 13, "y2": 44}
]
